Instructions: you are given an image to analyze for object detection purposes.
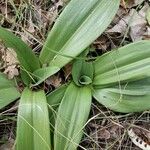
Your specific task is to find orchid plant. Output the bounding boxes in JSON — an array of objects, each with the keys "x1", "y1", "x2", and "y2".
[{"x1": 0, "y1": 0, "x2": 150, "y2": 149}]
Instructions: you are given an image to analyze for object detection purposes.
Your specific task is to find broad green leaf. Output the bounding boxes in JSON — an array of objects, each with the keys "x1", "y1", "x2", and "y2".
[
  {"x1": 0, "y1": 73, "x2": 20, "y2": 109},
  {"x1": 54, "y1": 82, "x2": 92, "y2": 150},
  {"x1": 47, "y1": 84, "x2": 68, "y2": 108},
  {"x1": 16, "y1": 88, "x2": 51, "y2": 150},
  {"x1": 93, "y1": 78, "x2": 150, "y2": 113},
  {"x1": 47, "y1": 84, "x2": 68, "y2": 126},
  {"x1": 46, "y1": 85, "x2": 68, "y2": 146},
  {"x1": 40, "y1": 0, "x2": 120, "y2": 68},
  {"x1": 32, "y1": 66, "x2": 60, "y2": 86},
  {"x1": 0, "y1": 27, "x2": 40, "y2": 72},
  {"x1": 72, "y1": 59, "x2": 93, "y2": 86},
  {"x1": 93, "y1": 40, "x2": 150, "y2": 87}
]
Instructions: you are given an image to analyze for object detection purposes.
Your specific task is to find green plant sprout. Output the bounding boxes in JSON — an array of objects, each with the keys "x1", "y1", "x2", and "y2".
[{"x1": 0, "y1": 0, "x2": 150, "y2": 150}]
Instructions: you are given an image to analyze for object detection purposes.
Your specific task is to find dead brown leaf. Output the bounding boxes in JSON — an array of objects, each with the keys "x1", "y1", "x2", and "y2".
[
  {"x1": 108, "y1": 3, "x2": 149, "y2": 41},
  {"x1": 97, "y1": 129, "x2": 111, "y2": 140},
  {"x1": 0, "y1": 138, "x2": 15, "y2": 150},
  {"x1": 125, "y1": 0, "x2": 144, "y2": 8},
  {"x1": 63, "y1": 63, "x2": 72, "y2": 80},
  {"x1": 2, "y1": 48, "x2": 19, "y2": 79},
  {"x1": 46, "y1": 75, "x2": 62, "y2": 88}
]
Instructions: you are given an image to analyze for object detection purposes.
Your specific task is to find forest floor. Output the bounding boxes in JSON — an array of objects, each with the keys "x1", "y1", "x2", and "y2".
[{"x1": 0, "y1": 0, "x2": 150, "y2": 149}]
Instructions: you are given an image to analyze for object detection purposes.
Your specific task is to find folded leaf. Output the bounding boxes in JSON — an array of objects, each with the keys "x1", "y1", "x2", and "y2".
[
  {"x1": 0, "y1": 73, "x2": 20, "y2": 109},
  {"x1": 93, "y1": 40, "x2": 150, "y2": 87},
  {"x1": 54, "y1": 82, "x2": 91, "y2": 150},
  {"x1": 32, "y1": 66, "x2": 60, "y2": 86},
  {"x1": 0, "y1": 27, "x2": 40, "y2": 72},
  {"x1": 93, "y1": 78, "x2": 150, "y2": 113},
  {"x1": 16, "y1": 88, "x2": 51, "y2": 150},
  {"x1": 72, "y1": 59, "x2": 93, "y2": 86},
  {"x1": 40, "y1": 0, "x2": 120, "y2": 68}
]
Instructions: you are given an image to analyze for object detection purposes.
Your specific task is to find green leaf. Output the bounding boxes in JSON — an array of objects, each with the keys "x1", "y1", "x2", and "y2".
[
  {"x1": 0, "y1": 27, "x2": 40, "y2": 72},
  {"x1": 0, "y1": 73, "x2": 20, "y2": 109},
  {"x1": 20, "y1": 70, "x2": 33, "y2": 86},
  {"x1": 32, "y1": 66, "x2": 60, "y2": 86},
  {"x1": 16, "y1": 88, "x2": 51, "y2": 150},
  {"x1": 93, "y1": 78, "x2": 150, "y2": 113},
  {"x1": 93, "y1": 40, "x2": 150, "y2": 87},
  {"x1": 72, "y1": 59, "x2": 93, "y2": 86},
  {"x1": 47, "y1": 84, "x2": 68, "y2": 109},
  {"x1": 40, "y1": 0, "x2": 120, "y2": 68},
  {"x1": 46, "y1": 85, "x2": 68, "y2": 146},
  {"x1": 54, "y1": 82, "x2": 91, "y2": 150},
  {"x1": 47, "y1": 84, "x2": 68, "y2": 127}
]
